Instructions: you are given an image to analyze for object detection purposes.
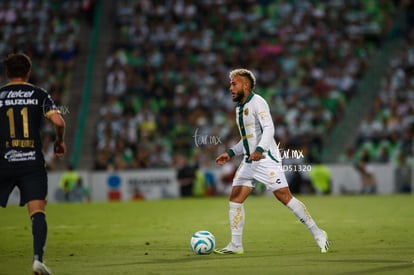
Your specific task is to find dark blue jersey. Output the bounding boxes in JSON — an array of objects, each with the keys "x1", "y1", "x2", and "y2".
[{"x1": 0, "y1": 82, "x2": 60, "y2": 166}]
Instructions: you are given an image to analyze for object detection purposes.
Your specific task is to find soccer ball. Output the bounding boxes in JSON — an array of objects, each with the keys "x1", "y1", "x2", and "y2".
[{"x1": 190, "y1": 230, "x2": 215, "y2": 255}]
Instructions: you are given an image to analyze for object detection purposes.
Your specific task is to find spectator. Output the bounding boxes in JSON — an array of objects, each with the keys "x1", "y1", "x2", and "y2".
[
  {"x1": 309, "y1": 160, "x2": 332, "y2": 195},
  {"x1": 71, "y1": 178, "x2": 90, "y2": 202},
  {"x1": 355, "y1": 153, "x2": 377, "y2": 194},
  {"x1": 192, "y1": 165, "x2": 207, "y2": 197},
  {"x1": 59, "y1": 164, "x2": 81, "y2": 201},
  {"x1": 175, "y1": 155, "x2": 196, "y2": 197},
  {"x1": 394, "y1": 152, "x2": 412, "y2": 193}
]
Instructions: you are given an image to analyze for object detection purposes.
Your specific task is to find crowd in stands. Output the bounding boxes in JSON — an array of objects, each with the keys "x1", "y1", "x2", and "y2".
[
  {"x1": 0, "y1": 1, "x2": 409, "y2": 195},
  {"x1": 345, "y1": 0, "x2": 414, "y2": 175},
  {"x1": 349, "y1": 34, "x2": 414, "y2": 167},
  {"x1": 0, "y1": 0, "x2": 90, "y2": 170},
  {"x1": 340, "y1": 1, "x2": 414, "y2": 194},
  {"x1": 94, "y1": 0, "x2": 396, "y2": 172}
]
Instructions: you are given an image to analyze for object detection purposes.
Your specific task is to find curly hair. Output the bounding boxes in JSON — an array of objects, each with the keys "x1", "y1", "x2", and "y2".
[{"x1": 229, "y1": 68, "x2": 256, "y2": 91}]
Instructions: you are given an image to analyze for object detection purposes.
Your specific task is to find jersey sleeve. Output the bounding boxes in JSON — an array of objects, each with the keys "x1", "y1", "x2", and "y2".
[
  {"x1": 41, "y1": 92, "x2": 61, "y2": 119},
  {"x1": 255, "y1": 97, "x2": 275, "y2": 152},
  {"x1": 228, "y1": 139, "x2": 244, "y2": 157}
]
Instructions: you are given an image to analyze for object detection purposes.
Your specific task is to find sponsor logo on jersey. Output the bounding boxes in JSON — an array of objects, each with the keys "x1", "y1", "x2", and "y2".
[
  {"x1": 0, "y1": 91, "x2": 8, "y2": 99},
  {"x1": 6, "y1": 90, "x2": 35, "y2": 98},
  {"x1": 4, "y1": 98, "x2": 38, "y2": 106},
  {"x1": 4, "y1": 150, "x2": 36, "y2": 162}
]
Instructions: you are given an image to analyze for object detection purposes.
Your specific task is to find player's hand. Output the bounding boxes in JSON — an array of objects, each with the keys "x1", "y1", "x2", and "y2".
[
  {"x1": 248, "y1": 151, "x2": 264, "y2": 161},
  {"x1": 54, "y1": 140, "x2": 67, "y2": 157},
  {"x1": 216, "y1": 152, "x2": 230, "y2": 165}
]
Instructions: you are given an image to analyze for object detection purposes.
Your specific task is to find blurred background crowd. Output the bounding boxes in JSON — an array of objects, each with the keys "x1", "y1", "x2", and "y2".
[
  {"x1": 0, "y1": 0, "x2": 413, "y2": 196},
  {"x1": 0, "y1": 0, "x2": 87, "y2": 169},
  {"x1": 95, "y1": 0, "x2": 414, "y2": 173}
]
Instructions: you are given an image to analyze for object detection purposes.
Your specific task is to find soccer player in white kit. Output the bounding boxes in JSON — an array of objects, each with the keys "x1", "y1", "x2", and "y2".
[{"x1": 214, "y1": 69, "x2": 330, "y2": 254}]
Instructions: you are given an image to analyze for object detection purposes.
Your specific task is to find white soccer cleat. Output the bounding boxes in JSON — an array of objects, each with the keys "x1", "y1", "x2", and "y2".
[
  {"x1": 32, "y1": 260, "x2": 53, "y2": 275},
  {"x1": 315, "y1": 230, "x2": 330, "y2": 253},
  {"x1": 213, "y1": 242, "x2": 244, "y2": 255}
]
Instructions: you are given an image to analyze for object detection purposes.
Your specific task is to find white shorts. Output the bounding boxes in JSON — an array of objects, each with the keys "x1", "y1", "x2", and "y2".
[{"x1": 233, "y1": 157, "x2": 288, "y2": 192}]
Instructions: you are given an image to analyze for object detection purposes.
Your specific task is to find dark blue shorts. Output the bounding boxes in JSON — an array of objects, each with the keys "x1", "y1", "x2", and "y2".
[{"x1": 0, "y1": 165, "x2": 48, "y2": 207}]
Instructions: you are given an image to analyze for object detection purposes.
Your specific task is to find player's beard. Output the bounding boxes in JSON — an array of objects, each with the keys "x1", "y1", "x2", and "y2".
[{"x1": 232, "y1": 89, "x2": 244, "y2": 102}]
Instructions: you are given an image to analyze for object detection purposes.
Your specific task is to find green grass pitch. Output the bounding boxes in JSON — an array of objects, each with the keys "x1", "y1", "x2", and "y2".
[{"x1": 1, "y1": 195, "x2": 413, "y2": 274}]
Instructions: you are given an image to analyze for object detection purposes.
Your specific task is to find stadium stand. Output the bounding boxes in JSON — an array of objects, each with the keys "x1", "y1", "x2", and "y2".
[
  {"x1": 350, "y1": 36, "x2": 414, "y2": 165},
  {"x1": 93, "y1": 0, "x2": 398, "y2": 171},
  {"x1": 0, "y1": 0, "x2": 86, "y2": 170},
  {"x1": 1, "y1": 1, "x2": 409, "y2": 173}
]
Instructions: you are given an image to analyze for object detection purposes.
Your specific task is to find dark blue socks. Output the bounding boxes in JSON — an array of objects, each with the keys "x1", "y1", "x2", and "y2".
[{"x1": 31, "y1": 212, "x2": 47, "y2": 262}]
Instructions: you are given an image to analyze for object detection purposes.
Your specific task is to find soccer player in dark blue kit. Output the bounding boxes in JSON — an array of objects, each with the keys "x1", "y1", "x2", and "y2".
[{"x1": 0, "y1": 53, "x2": 66, "y2": 275}]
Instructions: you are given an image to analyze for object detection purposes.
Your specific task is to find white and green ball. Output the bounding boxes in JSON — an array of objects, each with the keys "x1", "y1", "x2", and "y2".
[{"x1": 190, "y1": 230, "x2": 215, "y2": 255}]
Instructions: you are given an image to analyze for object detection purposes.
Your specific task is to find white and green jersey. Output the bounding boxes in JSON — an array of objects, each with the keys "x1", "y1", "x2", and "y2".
[{"x1": 228, "y1": 92, "x2": 281, "y2": 163}]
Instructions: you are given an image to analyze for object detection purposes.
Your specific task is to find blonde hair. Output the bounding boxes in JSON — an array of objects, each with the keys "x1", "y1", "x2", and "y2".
[{"x1": 229, "y1": 69, "x2": 256, "y2": 90}]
